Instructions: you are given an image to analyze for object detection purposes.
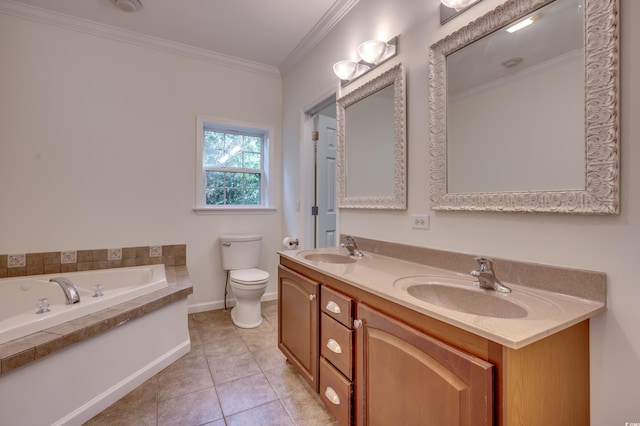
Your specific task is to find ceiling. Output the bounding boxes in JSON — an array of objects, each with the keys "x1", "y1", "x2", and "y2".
[{"x1": 1, "y1": 0, "x2": 359, "y2": 74}]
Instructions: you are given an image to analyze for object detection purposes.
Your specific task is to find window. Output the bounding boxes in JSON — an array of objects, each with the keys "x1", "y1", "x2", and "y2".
[{"x1": 196, "y1": 117, "x2": 273, "y2": 211}]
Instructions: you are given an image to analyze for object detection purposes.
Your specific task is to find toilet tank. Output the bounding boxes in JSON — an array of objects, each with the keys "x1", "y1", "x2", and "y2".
[{"x1": 220, "y1": 234, "x2": 262, "y2": 270}]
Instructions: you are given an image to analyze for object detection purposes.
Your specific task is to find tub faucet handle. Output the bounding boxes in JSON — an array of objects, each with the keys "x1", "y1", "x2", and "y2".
[
  {"x1": 93, "y1": 284, "x2": 104, "y2": 298},
  {"x1": 36, "y1": 298, "x2": 50, "y2": 314}
]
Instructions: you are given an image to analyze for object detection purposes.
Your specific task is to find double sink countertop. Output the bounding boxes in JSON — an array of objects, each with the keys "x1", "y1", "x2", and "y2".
[{"x1": 279, "y1": 247, "x2": 606, "y2": 349}]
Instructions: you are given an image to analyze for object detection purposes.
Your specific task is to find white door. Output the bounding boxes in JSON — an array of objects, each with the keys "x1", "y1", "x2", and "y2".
[{"x1": 316, "y1": 114, "x2": 337, "y2": 248}]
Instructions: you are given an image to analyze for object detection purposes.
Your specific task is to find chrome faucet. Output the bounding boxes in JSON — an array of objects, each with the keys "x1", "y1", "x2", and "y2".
[
  {"x1": 340, "y1": 235, "x2": 364, "y2": 257},
  {"x1": 471, "y1": 257, "x2": 511, "y2": 293},
  {"x1": 50, "y1": 277, "x2": 81, "y2": 304}
]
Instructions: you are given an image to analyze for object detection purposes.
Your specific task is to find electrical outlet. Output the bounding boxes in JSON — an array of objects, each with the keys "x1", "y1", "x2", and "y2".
[{"x1": 411, "y1": 214, "x2": 429, "y2": 230}]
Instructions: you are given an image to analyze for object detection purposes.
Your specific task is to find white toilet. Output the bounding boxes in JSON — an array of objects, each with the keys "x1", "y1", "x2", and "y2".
[{"x1": 220, "y1": 234, "x2": 270, "y2": 328}]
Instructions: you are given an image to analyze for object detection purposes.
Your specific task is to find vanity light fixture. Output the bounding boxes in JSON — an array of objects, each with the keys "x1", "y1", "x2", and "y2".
[
  {"x1": 112, "y1": 0, "x2": 142, "y2": 12},
  {"x1": 440, "y1": 0, "x2": 480, "y2": 11},
  {"x1": 333, "y1": 60, "x2": 370, "y2": 81},
  {"x1": 333, "y1": 37, "x2": 398, "y2": 86},
  {"x1": 506, "y1": 16, "x2": 537, "y2": 33},
  {"x1": 358, "y1": 40, "x2": 390, "y2": 64}
]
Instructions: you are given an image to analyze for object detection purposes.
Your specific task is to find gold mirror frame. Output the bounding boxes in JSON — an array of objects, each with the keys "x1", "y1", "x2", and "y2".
[
  {"x1": 337, "y1": 63, "x2": 407, "y2": 209},
  {"x1": 428, "y1": 0, "x2": 619, "y2": 214}
]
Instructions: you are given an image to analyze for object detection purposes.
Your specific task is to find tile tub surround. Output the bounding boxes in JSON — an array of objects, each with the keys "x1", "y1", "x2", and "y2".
[
  {"x1": 0, "y1": 265, "x2": 192, "y2": 376},
  {"x1": 0, "y1": 244, "x2": 187, "y2": 278},
  {"x1": 284, "y1": 241, "x2": 606, "y2": 349},
  {"x1": 85, "y1": 303, "x2": 338, "y2": 426}
]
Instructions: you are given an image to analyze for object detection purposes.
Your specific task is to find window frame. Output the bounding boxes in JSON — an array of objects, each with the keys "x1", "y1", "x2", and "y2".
[{"x1": 194, "y1": 116, "x2": 275, "y2": 213}]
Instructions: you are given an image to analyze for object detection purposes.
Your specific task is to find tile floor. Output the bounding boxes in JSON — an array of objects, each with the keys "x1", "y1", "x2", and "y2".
[{"x1": 84, "y1": 301, "x2": 337, "y2": 426}]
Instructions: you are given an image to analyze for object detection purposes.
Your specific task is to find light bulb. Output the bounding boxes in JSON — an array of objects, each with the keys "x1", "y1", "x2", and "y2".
[
  {"x1": 440, "y1": 0, "x2": 478, "y2": 11},
  {"x1": 358, "y1": 40, "x2": 389, "y2": 64},
  {"x1": 333, "y1": 60, "x2": 359, "y2": 80}
]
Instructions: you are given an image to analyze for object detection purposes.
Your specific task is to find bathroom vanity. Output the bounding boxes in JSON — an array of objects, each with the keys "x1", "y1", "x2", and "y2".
[{"x1": 277, "y1": 243, "x2": 605, "y2": 425}]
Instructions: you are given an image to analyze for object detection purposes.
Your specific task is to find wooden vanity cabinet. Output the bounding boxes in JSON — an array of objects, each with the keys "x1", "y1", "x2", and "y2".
[
  {"x1": 355, "y1": 303, "x2": 493, "y2": 425},
  {"x1": 278, "y1": 257, "x2": 591, "y2": 426},
  {"x1": 278, "y1": 265, "x2": 320, "y2": 390}
]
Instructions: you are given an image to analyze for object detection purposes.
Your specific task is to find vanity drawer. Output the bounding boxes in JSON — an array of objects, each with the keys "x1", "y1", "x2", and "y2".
[
  {"x1": 321, "y1": 286, "x2": 353, "y2": 328},
  {"x1": 321, "y1": 313, "x2": 353, "y2": 379},
  {"x1": 320, "y1": 357, "x2": 352, "y2": 426}
]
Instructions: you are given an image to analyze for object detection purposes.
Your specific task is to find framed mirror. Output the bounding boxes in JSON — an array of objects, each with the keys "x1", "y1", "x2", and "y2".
[
  {"x1": 428, "y1": 0, "x2": 619, "y2": 214},
  {"x1": 337, "y1": 63, "x2": 406, "y2": 209}
]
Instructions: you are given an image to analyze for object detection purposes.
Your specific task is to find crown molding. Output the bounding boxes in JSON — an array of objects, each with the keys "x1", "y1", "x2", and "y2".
[
  {"x1": 0, "y1": 0, "x2": 281, "y2": 78},
  {"x1": 279, "y1": 0, "x2": 360, "y2": 76}
]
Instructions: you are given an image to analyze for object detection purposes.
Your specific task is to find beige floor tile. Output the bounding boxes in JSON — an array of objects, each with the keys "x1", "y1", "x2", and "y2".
[
  {"x1": 157, "y1": 348, "x2": 214, "y2": 401},
  {"x1": 281, "y1": 386, "x2": 336, "y2": 426},
  {"x1": 262, "y1": 313, "x2": 278, "y2": 328},
  {"x1": 252, "y1": 345, "x2": 287, "y2": 372},
  {"x1": 83, "y1": 377, "x2": 157, "y2": 426},
  {"x1": 203, "y1": 334, "x2": 250, "y2": 360},
  {"x1": 202, "y1": 420, "x2": 227, "y2": 426},
  {"x1": 198, "y1": 323, "x2": 241, "y2": 344},
  {"x1": 86, "y1": 306, "x2": 333, "y2": 425},
  {"x1": 208, "y1": 350, "x2": 262, "y2": 384},
  {"x1": 225, "y1": 400, "x2": 295, "y2": 426},
  {"x1": 239, "y1": 328, "x2": 278, "y2": 352},
  {"x1": 265, "y1": 364, "x2": 312, "y2": 400},
  {"x1": 216, "y1": 373, "x2": 279, "y2": 416},
  {"x1": 157, "y1": 387, "x2": 223, "y2": 426}
]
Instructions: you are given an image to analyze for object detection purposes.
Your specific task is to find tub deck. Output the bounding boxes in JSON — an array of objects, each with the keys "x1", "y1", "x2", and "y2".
[{"x1": 0, "y1": 265, "x2": 192, "y2": 376}]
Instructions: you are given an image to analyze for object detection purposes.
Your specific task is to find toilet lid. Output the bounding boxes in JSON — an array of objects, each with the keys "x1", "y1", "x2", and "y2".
[{"x1": 230, "y1": 268, "x2": 269, "y2": 285}]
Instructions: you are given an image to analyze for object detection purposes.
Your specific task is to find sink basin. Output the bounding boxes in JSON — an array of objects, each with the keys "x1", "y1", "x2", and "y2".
[
  {"x1": 395, "y1": 277, "x2": 527, "y2": 319},
  {"x1": 303, "y1": 253, "x2": 357, "y2": 264}
]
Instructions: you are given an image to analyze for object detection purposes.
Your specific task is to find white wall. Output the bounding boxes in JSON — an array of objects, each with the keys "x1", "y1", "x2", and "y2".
[
  {"x1": 282, "y1": 0, "x2": 640, "y2": 424},
  {"x1": 0, "y1": 13, "x2": 283, "y2": 309}
]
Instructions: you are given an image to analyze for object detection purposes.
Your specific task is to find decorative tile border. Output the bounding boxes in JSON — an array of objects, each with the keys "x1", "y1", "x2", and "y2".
[
  {"x1": 61, "y1": 251, "x2": 77, "y2": 264},
  {"x1": 107, "y1": 248, "x2": 122, "y2": 261},
  {"x1": 7, "y1": 254, "x2": 25, "y2": 268},
  {"x1": 0, "y1": 245, "x2": 186, "y2": 279},
  {"x1": 149, "y1": 246, "x2": 162, "y2": 258}
]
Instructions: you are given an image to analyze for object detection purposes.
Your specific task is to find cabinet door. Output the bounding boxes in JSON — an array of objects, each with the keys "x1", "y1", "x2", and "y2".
[
  {"x1": 278, "y1": 265, "x2": 320, "y2": 391},
  {"x1": 355, "y1": 304, "x2": 494, "y2": 426}
]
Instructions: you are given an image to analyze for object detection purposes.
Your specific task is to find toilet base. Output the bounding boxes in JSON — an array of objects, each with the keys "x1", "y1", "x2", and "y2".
[{"x1": 231, "y1": 304, "x2": 263, "y2": 328}]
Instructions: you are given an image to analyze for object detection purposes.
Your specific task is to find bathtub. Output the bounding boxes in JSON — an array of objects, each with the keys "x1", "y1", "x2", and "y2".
[
  {"x1": 0, "y1": 264, "x2": 168, "y2": 345},
  {"x1": 0, "y1": 264, "x2": 190, "y2": 425}
]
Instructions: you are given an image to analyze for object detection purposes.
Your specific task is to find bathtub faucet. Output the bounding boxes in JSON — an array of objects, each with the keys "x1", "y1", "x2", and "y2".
[{"x1": 50, "y1": 277, "x2": 81, "y2": 304}]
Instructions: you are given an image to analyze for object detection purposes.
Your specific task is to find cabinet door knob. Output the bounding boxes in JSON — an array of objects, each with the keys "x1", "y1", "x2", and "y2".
[
  {"x1": 325, "y1": 300, "x2": 341, "y2": 314},
  {"x1": 353, "y1": 319, "x2": 362, "y2": 328},
  {"x1": 324, "y1": 386, "x2": 341, "y2": 405},
  {"x1": 326, "y1": 338, "x2": 342, "y2": 354},
  {"x1": 309, "y1": 294, "x2": 316, "y2": 301}
]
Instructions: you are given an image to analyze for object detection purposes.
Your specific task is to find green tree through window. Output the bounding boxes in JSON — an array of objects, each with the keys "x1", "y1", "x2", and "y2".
[{"x1": 202, "y1": 129, "x2": 264, "y2": 206}]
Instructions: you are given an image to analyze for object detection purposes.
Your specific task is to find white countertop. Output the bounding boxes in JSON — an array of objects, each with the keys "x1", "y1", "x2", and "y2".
[{"x1": 279, "y1": 248, "x2": 605, "y2": 349}]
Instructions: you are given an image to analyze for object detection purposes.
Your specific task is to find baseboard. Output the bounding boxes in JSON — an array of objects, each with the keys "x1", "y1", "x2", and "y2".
[{"x1": 187, "y1": 291, "x2": 278, "y2": 314}]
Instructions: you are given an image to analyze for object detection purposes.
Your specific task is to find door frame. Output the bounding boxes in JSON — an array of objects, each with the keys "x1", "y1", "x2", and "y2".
[{"x1": 300, "y1": 88, "x2": 338, "y2": 249}]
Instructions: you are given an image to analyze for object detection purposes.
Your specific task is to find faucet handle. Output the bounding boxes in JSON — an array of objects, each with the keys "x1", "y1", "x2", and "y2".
[{"x1": 473, "y1": 256, "x2": 494, "y2": 272}]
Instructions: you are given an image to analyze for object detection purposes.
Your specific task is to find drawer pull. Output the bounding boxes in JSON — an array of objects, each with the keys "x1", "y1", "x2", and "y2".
[
  {"x1": 309, "y1": 294, "x2": 316, "y2": 301},
  {"x1": 324, "y1": 386, "x2": 341, "y2": 405},
  {"x1": 325, "y1": 300, "x2": 341, "y2": 314},
  {"x1": 326, "y1": 338, "x2": 342, "y2": 354},
  {"x1": 353, "y1": 319, "x2": 362, "y2": 328}
]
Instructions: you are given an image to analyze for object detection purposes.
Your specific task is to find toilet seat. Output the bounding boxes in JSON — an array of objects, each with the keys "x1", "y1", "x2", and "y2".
[{"x1": 230, "y1": 268, "x2": 269, "y2": 285}]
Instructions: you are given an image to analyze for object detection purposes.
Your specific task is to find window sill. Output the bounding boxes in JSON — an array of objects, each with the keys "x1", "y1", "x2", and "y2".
[{"x1": 192, "y1": 206, "x2": 277, "y2": 215}]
